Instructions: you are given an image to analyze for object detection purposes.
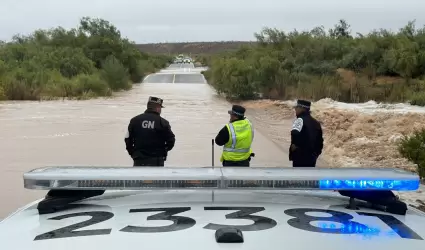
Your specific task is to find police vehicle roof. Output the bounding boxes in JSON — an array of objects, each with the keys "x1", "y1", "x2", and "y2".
[{"x1": 1, "y1": 167, "x2": 424, "y2": 250}]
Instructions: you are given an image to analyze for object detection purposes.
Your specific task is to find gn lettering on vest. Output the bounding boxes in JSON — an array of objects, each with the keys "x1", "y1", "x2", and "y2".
[{"x1": 142, "y1": 120, "x2": 155, "y2": 129}]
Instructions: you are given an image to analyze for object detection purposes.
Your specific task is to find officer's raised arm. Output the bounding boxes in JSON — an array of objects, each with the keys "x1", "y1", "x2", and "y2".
[{"x1": 124, "y1": 119, "x2": 135, "y2": 156}]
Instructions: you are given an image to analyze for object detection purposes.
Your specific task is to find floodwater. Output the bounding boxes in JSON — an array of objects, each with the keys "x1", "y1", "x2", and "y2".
[{"x1": 0, "y1": 63, "x2": 289, "y2": 219}]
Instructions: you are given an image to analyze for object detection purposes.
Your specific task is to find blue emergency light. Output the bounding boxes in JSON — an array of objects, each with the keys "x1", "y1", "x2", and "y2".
[{"x1": 23, "y1": 167, "x2": 420, "y2": 191}]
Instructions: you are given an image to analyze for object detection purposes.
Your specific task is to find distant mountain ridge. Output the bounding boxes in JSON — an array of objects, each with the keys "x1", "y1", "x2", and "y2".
[{"x1": 135, "y1": 41, "x2": 256, "y2": 55}]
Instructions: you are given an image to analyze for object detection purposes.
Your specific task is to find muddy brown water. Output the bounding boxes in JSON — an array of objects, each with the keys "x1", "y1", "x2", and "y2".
[{"x1": 0, "y1": 64, "x2": 290, "y2": 219}]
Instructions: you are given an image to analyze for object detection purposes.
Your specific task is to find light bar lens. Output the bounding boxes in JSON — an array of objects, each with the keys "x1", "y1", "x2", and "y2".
[
  {"x1": 226, "y1": 180, "x2": 319, "y2": 189},
  {"x1": 23, "y1": 167, "x2": 421, "y2": 191},
  {"x1": 319, "y1": 179, "x2": 419, "y2": 191},
  {"x1": 224, "y1": 180, "x2": 419, "y2": 191},
  {"x1": 77, "y1": 180, "x2": 218, "y2": 189}
]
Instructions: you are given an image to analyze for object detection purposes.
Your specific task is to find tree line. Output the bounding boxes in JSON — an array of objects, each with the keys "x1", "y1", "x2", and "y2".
[
  {"x1": 200, "y1": 20, "x2": 425, "y2": 107},
  {"x1": 0, "y1": 17, "x2": 172, "y2": 100}
]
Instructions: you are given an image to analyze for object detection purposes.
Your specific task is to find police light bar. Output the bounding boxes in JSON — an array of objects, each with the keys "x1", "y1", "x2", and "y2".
[{"x1": 23, "y1": 167, "x2": 420, "y2": 191}]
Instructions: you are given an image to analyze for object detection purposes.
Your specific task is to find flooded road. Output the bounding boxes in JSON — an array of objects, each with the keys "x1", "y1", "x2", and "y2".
[{"x1": 0, "y1": 63, "x2": 289, "y2": 219}]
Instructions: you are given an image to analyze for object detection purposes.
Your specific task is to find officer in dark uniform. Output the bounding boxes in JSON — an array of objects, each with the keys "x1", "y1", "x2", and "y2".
[
  {"x1": 125, "y1": 96, "x2": 176, "y2": 166},
  {"x1": 289, "y1": 100, "x2": 324, "y2": 167}
]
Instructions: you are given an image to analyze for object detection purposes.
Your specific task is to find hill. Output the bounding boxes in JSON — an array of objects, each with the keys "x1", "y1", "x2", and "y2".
[{"x1": 135, "y1": 41, "x2": 255, "y2": 55}]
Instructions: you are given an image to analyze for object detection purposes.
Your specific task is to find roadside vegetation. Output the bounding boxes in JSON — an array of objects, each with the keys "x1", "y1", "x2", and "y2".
[
  {"x1": 201, "y1": 20, "x2": 425, "y2": 106},
  {"x1": 398, "y1": 129, "x2": 425, "y2": 179},
  {"x1": 0, "y1": 17, "x2": 172, "y2": 101}
]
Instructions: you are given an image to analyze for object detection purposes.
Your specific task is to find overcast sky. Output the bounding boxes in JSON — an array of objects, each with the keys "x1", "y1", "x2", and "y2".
[{"x1": 0, "y1": 0, "x2": 424, "y2": 43}]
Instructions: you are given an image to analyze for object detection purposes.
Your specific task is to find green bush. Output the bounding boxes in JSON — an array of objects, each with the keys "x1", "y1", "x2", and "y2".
[
  {"x1": 398, "y1": 129, "x2": 425, "y2": 179},
  {"x1": 206, "y1": 20, "x2": 425, "y2": 104},
  {"x1": 0, "y1": 17, "x2": 172, "y2": 100},
  {"x1": 129, "y1": 60, "x2": 148, "y2": 83},
  {"x1": 73, "y1": 74, "x2": 111, "y2": 97},
  {"x1": 409, "y1": 93, "x2": 425, "y2": 106},
  {"x1": 101, "y1": 55, "x2": 130, "y2": 91},
  {"x1": 0, "y1": 86, "x2": 5, "y2": 100}
]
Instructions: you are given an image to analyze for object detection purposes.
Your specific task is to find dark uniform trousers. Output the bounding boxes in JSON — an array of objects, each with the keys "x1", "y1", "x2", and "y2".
[
  {"x1": 222, "y1": 154, "x2": 254, "y2": 167},
  {"x1": 292, "y1": 157, "x2": 317, "y2": 167},
  {"x1": 222, "y1": 159, "x2": 250, "y2": 167},
  {"x1": 133, "y1": 157, "x2": 165, "y2": 167}
]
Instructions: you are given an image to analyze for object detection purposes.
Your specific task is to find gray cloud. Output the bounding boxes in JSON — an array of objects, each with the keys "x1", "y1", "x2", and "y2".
[{"x1": 0, "y1": 0, "x2": 424, "y2": 43}]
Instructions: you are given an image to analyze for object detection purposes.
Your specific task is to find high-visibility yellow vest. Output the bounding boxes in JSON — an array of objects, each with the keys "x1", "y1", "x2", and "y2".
[{"x1": 220, "y1": 119, "x2": 254, "y2": 162}]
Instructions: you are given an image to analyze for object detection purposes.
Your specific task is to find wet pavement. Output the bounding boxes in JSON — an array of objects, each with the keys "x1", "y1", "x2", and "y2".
[{"x1": 0, "y1": 63, "x2": 289, "y2": 219}]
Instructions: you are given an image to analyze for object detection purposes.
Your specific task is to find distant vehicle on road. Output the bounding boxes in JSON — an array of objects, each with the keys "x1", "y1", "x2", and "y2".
[
  {"x1": 1, "y1": 166, "x2": 424, "y2": 250},
  {"x1": 183, "y1": 58, "x2": 191, "y2": 64}
]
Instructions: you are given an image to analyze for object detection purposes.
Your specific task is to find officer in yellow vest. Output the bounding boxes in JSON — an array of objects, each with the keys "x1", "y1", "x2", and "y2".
[{"x1": 214, "y1": 105, "x2": 254, "y2": 167}]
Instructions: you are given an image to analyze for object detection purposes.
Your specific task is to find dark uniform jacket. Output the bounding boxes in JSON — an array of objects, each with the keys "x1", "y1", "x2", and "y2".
[
  {"x1": 125, "y1": 110, "x2": 175, "y2": 159},
  {"x1": 289, "y1": 112, "x2": 323, "y2": 164}
]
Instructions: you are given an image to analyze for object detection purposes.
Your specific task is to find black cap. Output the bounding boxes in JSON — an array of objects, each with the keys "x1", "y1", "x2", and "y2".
[
  {"x1": 228, "y1": 105, "x2": 246, "y2": 117},
  {"x1": 294, "y1": 99, "x2": 311, "y2": 109},
  {"x1": 147, "y1": 96, "x2": 164, "y2": 108}
]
